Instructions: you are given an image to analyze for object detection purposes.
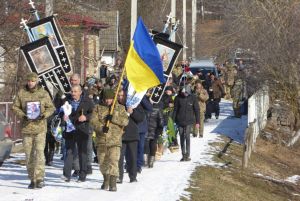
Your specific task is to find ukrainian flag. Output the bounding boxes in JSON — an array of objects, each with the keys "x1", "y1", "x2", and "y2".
[{"x1": 125, "y1": 17, "x2": 165, "y2": 92}]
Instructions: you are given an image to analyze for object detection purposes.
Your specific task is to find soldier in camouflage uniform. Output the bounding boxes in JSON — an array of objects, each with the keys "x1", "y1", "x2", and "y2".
[
  {"x1": 193, "y1": 80, "x2": 209, "y2": 137},
  {"x1": 12, "y1": 72, "x2": 55, "y2": 189},
  {"x1": 172, "y1": 64, "x2": 183, "y2": 85},
  {"x1": 90, "y1": 89, "x2": 128, "y2": 191},
  {"x1": 231, "y1": 79, "x2": 245, "y2": 118},
  {"x1": 224, "y1": 64, "x2": 237, "y2": 99}
]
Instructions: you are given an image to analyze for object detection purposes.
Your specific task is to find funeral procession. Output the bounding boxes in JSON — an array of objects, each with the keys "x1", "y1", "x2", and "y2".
[{"x1": 0, "y1": 1, "x2": 300, "y2": 201}]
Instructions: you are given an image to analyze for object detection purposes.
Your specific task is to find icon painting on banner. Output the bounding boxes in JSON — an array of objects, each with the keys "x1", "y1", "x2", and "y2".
[
  {"x1": 20, "y1": 37, "x2": 71, "y2": 98},
  {"x1": 27, "y1": 16, "x2": 72, "y2": 73}
]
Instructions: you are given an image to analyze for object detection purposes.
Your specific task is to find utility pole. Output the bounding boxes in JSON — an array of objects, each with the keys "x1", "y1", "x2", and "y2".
[
  {"x1": 45, "y1": 0, "x2": 54, "y2": 17},
  {"x1": 192, "y1": 0, "x2": 197, "y2": 59},
  {"x1": 201, "y1": 0, "x2": 204, "y2": 22},
  {"x1": 170, "y1": 0, "x2": 176, "y2": 42},
  {"x1": 182, "y1": 0, "x2": 187, "y2": 60},
  {"x1": 130, "y1": 0, "x2": 137, "y2": 39}
]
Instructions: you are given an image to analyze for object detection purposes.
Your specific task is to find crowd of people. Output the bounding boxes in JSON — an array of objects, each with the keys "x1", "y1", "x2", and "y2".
[{"x1": 12, "y1": 58, "x2": 247, "y2": 191}]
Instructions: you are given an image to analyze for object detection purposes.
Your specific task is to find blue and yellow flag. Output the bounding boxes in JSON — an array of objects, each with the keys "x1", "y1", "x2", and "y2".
[{"x1": 125, "y1": 17, "x2": 165, "y2": 92}]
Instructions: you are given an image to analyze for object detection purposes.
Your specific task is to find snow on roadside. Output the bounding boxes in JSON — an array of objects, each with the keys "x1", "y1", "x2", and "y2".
[
  {"x1": 285, "y1": 175, "x2": 300, "y2": 184},
  {"x1": 254, "y1": 173, "x2": 300, "y2": 185},
  {"x1": 0, "y1": 99, "x2": 246, "y2": 201}
]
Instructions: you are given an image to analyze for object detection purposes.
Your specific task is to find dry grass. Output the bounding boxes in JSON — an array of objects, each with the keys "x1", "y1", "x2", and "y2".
[{"x1": 181, "y1": 136, "x2": 300, "y2": 201}]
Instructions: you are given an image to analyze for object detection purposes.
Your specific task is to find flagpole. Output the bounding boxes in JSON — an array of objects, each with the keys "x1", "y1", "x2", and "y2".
[{"x1": 105, "y1": 64, "x2": 126, "y2": 128}]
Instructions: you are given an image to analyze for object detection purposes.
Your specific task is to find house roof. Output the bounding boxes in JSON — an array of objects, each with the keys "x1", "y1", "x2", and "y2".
[{"x1": 58, "y1": 14, "x2": 109, "y2": 29}]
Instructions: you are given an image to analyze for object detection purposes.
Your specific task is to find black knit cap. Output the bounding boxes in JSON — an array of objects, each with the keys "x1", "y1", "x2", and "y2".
[{"x1": 165, "y1": 86, "x2": 173, "y2": 92}]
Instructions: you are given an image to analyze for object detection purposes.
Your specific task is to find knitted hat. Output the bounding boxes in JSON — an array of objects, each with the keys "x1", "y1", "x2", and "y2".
[
  {"x1": 103, "y1": 89, "x2": 115, "y2": 99},
  {"x1": 165, "y1": 86, "x2": 173, "y2": 92},
  {"x1": 26, "y1": 72, "x2": 38, "y2": 82}
]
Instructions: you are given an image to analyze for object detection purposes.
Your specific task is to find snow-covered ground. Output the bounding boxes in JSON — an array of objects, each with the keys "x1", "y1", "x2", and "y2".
[{"x1": 0, "y1": 99, "x2": 248, "y2": 201}]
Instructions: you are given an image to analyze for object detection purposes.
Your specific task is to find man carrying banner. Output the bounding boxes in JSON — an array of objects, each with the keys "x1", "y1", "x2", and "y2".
[
  {"x1": 91, "y1": 17, "x2": 164, "y2": 190},
  {"x1": 12, "y1": 72, "x2": 55, "y2": 189},
  {"x1": 124, "y1": 17, "x2": 165, "y2": 172}
]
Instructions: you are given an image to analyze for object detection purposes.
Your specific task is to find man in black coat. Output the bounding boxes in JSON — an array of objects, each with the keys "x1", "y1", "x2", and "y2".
[
  {"x1": 137, "y1": 96, "x2": 152, "y2": 173},
  {"x1": 118, "y1": 90, "x2": 145, "y2": 183},
  {"x1": 144, "y1": 102, "x2": 164, "y2": 168},
  {"x1": 173, "y1": 85, "x2": 200, "y2": 161},
  {"x1": 62, "y1": 85, "x2": 94, "y2": 182}
]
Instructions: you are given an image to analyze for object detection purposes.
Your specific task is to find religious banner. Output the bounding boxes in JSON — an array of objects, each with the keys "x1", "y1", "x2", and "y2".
[
  {"x1": 20, "y1": 37, "x2": 71, "y2": 98},
  {"x1": 150, "y1": 35, "x2": 183, "y2": 103},
  {"x1": 27, "y1": 16, "x2": 72, "y2": 73}
]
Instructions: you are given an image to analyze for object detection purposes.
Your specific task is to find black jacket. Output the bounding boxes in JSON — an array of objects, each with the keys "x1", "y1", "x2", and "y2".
[
  {"x1": 173, "y1": 93, "x2": 200, "y2": 126},
  {"x1": 146, "y1": 104, "x2": 164, "y2": 139},
  {"x1": 66, "y1": 94, "x2": 94, "y2": 137},
  {"x1": 137, "y1": 96, "x2": 153, "y2": 133},
  {"x1": 161, "y1": 93, "x2": 174, "y2": 110},
  {"x1": 123, "y1": 104, "x2": 145, "y2": 142}
]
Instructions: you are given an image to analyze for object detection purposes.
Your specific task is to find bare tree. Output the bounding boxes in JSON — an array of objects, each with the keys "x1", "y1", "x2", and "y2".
[{"x1": 220, "y1": 0, "x2": 300, "y2": 127}]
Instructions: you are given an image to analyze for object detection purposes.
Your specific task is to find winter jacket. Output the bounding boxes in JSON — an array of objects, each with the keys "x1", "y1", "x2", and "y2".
[
  {"x1": 100, "y1": 65, "x2": 108, "y2": 79},
  {"x1": 173, "y1": 93, "x2": 200, "y2": 127},
  {"x1": 161, "y1": 93, "x2": 174, "y2": 110},
  {"x1": 91, "y1": 102, "x2": 128, "y2": 147},
  {"x1": 211, "y1": 78, "x2": 224, "y2": 99},
  {"x1": 146, "y1": 104, "x2": 164, "y2": 139},
  {"x1": 12, "y1": 85, "x2": 55, "y2": 135},
  {"x1": 194, "y1": 88, "x2": 209, "y2": 113},
  {"x1": 66, "y1": 94, "x2": 94, "y2": 137},
  {"x1": 138, "y1": 96, "x2": 153, "y2": 133},
  {"x1": 161, "y1": 93, "x2": 175, "y2": 125},
  {"x1": 123, "y1": 104, "x2": 145, "y2": 142}
]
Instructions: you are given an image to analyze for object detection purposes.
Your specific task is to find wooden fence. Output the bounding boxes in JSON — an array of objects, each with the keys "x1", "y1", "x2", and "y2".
[{"x1": 242, "y1": 86, "x2": 269, "y2": 168}]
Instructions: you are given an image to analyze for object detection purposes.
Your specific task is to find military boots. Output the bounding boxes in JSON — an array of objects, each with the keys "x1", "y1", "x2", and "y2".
[
  {"x1": 109, "y1": 176, "x2": 117, "y2": 191},
  {"x1": 36, "y1": 180, "x2": 45, "y2": 188},
  {"x1": 28, "y1": 181, "x2": 35, "y2": 189},
  {"x1": 101, "y1": 174, "x2": 110, "y2": 190}
]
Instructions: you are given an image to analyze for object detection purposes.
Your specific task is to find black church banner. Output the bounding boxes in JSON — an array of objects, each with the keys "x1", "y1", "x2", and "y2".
[
  {"x1": 150, "y1": 35, "x2": 183, "y2": 103},
  {"x1": 20, "y1": 37, "x2": 71, "y2": 98},
  {"x1": 27, "y1": 16, "x2": 72, "y2": 73}
]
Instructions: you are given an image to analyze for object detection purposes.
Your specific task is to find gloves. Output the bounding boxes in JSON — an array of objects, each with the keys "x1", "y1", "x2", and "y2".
[
  {"x1": 102, "y1": 126, "x2": 109, "y2": 133},
  {"x1": 23, "y1": 116, "x2": 31, "y2": 121},
  {"x1": 36, "y1": 115, "x2": 44, "y2": 121},
  {"x1": 24, "y1": 115, "x2": 44, "y2": 121},
  {"x1": 105, "y1": 114, "x2": 113, "y2": 121}
]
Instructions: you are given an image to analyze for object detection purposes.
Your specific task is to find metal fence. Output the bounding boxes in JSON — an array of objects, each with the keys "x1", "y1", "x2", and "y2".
[
  {"x1": 243, "y1": 86, "x2": 269, "y2": 168},
  {"x1": 0, "y1": 102, "x2": 22, "y2": 140}
]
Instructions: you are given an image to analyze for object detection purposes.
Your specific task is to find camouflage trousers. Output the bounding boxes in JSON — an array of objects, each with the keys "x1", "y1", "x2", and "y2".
[
  {"x1": 23, "y1": 133, "x2": 46, "y2": 182},
  {"x1": 224, "y1": 85, "x2": 233, "y2": 99},
  {"x1": 232, "y1": 99, "x2": 241, "y2": 118},
  {"x1": 193, "y1": 112, "x2": 205, "y2": 137},
  {"x1": 97, "y1": 144, "x2": 120, "y2": 177}
]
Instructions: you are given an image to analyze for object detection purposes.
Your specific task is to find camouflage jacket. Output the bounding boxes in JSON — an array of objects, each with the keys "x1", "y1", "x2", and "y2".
[
  {"x1": 172, "y1": 66, "x2": 183, "y2": 78},
  {"x1": 12, "y1": 85, "x2": 55, "y2": 135},
  {"x1": 91, "y1": 102, "x2": 128, "y2": 147},
  {"x1": 211, "y1": 79, "x2": 225, "y2": 99},
  {"x1": 194, "y1": 88, "x2": 209, "y2": 113},
  {"x1": 225, "y1": 66, "x2": 237, "y2": 86},
  {"x1": 231, "y1": 80, "x2": 245, "y2": 101}
]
